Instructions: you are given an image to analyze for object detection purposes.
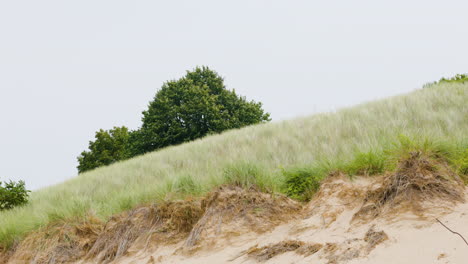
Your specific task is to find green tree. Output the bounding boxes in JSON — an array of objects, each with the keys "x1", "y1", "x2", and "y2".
[
  {"x1": 129, "y1": 66, "x2": 271, "y2": 156},
  {"x1": 0, "y1": 179, "x2": 30, "y2": 211},
  {"x1": 77, "y1": 126, "x2": 130, "y2": 173}
]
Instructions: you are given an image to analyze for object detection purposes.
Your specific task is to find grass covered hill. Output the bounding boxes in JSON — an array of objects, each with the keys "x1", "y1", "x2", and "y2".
[{"x1": 0, "y1": 82, "x2": 467, "y2": 248}]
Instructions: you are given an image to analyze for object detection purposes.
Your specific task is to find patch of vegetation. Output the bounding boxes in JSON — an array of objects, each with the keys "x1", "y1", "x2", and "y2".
[
  {"x1": 282, "y1": 167, "x2": 325, "y2": 201},
  {"x1": 384, "y1": 135, "x2": 465, "y2": 170},
  {"x1": 281, "y1": 136, "x2": 468, "y2": 201},
  {"x1": 423, "y1": 73, "x2": 468, "y2": 88},
  {"x1": 223, "y1": 162, "x2": 276, "y2": 192},
  {"x1": 343, "y1": 150, "x2": 386, "y2": 176},
  {"x1": 173, "y1": 174, "x2": 203, "y2": 195},
  {"x1": 0, "y1": 180, "x2": 30, "y2": 211},
  {"x1": 454, "y1": 149, "x2": 468, "y2": 184}
]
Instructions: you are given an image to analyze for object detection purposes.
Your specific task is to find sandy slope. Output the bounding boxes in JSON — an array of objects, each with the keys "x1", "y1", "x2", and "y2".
[{"x1": 111, "y1": 178, "x2": 468, "y2": 264}]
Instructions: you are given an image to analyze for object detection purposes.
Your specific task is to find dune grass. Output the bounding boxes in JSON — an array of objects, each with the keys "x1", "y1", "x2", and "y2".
[{"x1": 0, "y1": 82, "x2": 467, "y2": 248}]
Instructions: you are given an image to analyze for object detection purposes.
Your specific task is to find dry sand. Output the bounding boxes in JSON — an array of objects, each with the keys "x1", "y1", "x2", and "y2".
[{"x1": 110, "y1": 177, "x2": 468, "y2": 264}]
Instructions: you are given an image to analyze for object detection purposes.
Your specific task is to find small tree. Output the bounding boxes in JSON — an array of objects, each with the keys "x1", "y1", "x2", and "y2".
[
  {"x1": 0, "y1": 180, "x2": 30, "y2": 211},
  {"x1": 129, "y1": 66, "x2": 271, "y2": 156},
  {"x1": 77, "y1": 126, "x2": 130, "y2": 173}
]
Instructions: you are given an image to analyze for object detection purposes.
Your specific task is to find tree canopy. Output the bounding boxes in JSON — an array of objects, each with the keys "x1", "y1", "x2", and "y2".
[
  {"x1": 129, "y1": 67, "x2": 270, "y2": 156},
  {"x1": 77, "y1": 66, "x2": 270, "y2": 172},
  {"x1": 77, "y1": 126, "x2": 130, "y2": 173}
]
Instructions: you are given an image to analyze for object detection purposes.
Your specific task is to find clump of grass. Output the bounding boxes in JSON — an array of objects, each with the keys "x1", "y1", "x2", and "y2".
[
  {"x1": 283, "y1": 136, "x2": 467, "y2": 202},
  {"x1": 343, "y1": 150, "x2": 386, "y2": 176},
  {"x1": 384, "y1": 135, "x2": 468, "y2": 175},
  {"x1": 222, "y1": 162, "x2": 277, "y2": 192},
  {"x1": 173, "y1": 174, "x2": 203, "y2": 196},
  {"x1": 453, "y1": 149, "x2": 468, "y2": 184},
  {"x1": 353, "y1": 151, "x2": 465, "y2": 222},
  {"x1": 282, "y1": 166, "x2": 325, "y2": 201},
  {"x1": 387, "y1": 135, "x2": 457, "y2": 161}
]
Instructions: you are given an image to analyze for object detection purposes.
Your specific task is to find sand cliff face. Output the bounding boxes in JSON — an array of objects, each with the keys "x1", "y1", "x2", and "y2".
[{"x1": 4, "y1": 154, "x2": 468, "y2": 264}]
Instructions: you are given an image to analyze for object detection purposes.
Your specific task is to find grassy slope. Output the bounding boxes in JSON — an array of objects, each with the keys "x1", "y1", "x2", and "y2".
[{"x1": 0, "y1": 82, "x2": 467, "y2": 247}]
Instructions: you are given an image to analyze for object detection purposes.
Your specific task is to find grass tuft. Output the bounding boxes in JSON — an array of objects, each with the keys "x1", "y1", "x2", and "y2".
[
  {"x1": 343, "y1": 151, "x2": 386, "y2": 176},
  {"x1": 222, "y1": 162, "x2": 277, "y2": 192}
]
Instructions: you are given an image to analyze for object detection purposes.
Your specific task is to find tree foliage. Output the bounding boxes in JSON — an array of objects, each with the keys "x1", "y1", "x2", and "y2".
[
  {"x1": 77, "y1": 126, "x2": 130, "y2": 173},
  {"x1": 129, "y1": 66, "x2": 271, "y2": 155},
  {"x1": 77, "y1": 66, "x2": 271, "y2": 172},
  {"x1": 0, "y1": 180, "x2": 30, "y2": 211}
]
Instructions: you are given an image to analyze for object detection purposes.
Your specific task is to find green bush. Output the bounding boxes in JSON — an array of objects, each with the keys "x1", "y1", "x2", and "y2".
[
  {"x1": 0, "y1": 180, "x2": 30, "y2": 211},
  {"x1": 282, "y1": 167, "x2": 324, "y2": 201}
]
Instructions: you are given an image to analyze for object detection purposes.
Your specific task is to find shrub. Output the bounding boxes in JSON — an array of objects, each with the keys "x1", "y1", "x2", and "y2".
[
  {"x1": 0, "y1": 180, "x2": 30, "y2": 211},
  {"x1": 282, "y1": 167, "x2": 324, "y2": 201}
]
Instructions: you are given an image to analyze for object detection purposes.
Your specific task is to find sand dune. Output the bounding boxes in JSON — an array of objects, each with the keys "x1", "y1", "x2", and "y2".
[{"x1": 5, "y1": 153, "x2": 468, "y2": 264}]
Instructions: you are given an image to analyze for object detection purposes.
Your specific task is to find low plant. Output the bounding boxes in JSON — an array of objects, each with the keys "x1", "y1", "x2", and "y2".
[{"x1": 282, "y1": 167, "x2": 325, "y2": 201}]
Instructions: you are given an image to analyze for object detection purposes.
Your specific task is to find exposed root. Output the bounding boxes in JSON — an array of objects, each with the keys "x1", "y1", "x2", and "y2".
[
  {"x1": 184, "y1": 185, "x2": 301, "y2": 249},
  {"x1": 242, "y1": 233, "x2": 384, "y2": 264},
  {"x1": 364, "y1": 226, "x2": 388, "y2": 252},
  {"x1": 302, "y1": 174, "x2": 368, "y2": 231},
  {"x1": 295, "y1": 243, "x2": 323, "y2": 256},
  {"x1": 354, "y1": 152, "x2": 465, "y2": 221},
  {"x1": 247, "y1": 240, "x2": 304, "y2": 262},
  {"x1": 322, "y1": 226, "x2": 388, "y2": 264},
  {"x1": 2, "y1": 185, "x2": 300, "y2": 263},
  {"x1": 246, "y1": 240, "x2": 322, "y2": 262},
  {"x1": 6, "y1": 216, "x2": 102, "y2": 264},
  {"x1": 86, "y1": 199, "x2": 202, "y2": 263},
  {"x1": 4, "y1": 199, "x2": 204, "y2": 264}
]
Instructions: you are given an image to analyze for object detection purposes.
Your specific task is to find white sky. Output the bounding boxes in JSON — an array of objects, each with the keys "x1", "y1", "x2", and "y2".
[{"x1": 0, "y1": 0, "x2": 467, "y2": 190}]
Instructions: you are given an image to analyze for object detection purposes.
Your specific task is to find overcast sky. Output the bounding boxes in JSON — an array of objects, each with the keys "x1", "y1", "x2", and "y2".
[{"x1": 0, "y1": 0, "x2": 467, "y2": 190}]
